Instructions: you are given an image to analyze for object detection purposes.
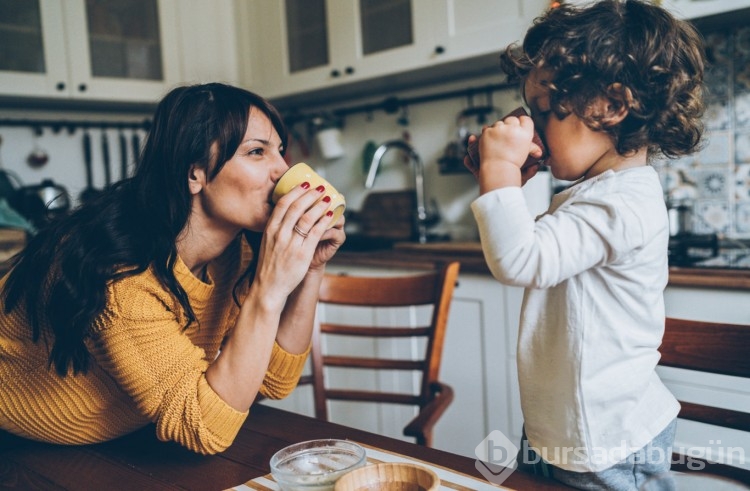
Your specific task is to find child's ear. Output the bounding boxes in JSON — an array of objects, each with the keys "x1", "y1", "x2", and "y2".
[
  {"x1": 600, "y1": 82, "x2": 633, "y2": 126},
  {"x1": 188, "y1": 164, "x2": 206, "y2": 195}
]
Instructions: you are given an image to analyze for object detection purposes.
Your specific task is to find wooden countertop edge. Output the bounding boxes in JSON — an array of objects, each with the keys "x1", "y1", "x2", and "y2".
[
  {"x1": 666, "y1": 266, "x2": 750, "y2": 289},
  {"x1": 333, "y1": 248, "x2": 750, "y2": 290}
]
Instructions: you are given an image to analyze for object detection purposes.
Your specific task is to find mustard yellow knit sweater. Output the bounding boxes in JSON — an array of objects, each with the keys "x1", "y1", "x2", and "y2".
[{"x1": 0, "y1": 237, "x2": 308, "y2": 454}]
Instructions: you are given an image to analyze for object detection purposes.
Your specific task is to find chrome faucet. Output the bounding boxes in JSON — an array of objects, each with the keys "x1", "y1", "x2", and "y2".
[{"x1": 365, "y1": 140, "x2": 436, "y2": 243}]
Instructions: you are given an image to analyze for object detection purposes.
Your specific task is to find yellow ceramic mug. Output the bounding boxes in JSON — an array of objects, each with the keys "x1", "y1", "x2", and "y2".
[{"x1": 272, "y1": 162, "x2": 346, "y2": 228}]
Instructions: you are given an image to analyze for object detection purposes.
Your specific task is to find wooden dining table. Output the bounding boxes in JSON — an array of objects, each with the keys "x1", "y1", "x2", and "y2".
[{"x1": 0, "y1": 403, "x2": 570, "y2": 490}]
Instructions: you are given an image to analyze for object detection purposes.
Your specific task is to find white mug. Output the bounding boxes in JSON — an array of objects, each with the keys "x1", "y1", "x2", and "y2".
[{"x1": 315, "y1": 127, "x2": 345, "y2": 160}]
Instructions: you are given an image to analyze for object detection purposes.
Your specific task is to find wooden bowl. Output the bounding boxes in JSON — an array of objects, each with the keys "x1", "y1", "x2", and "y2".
[{"x1": 334, "y1": 463, "x2": 440, "y2": 491}]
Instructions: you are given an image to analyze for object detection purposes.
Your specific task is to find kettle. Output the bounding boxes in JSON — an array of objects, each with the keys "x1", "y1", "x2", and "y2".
[{"x1": 12, "y1": 179, "x2": 70, "y2": 228}]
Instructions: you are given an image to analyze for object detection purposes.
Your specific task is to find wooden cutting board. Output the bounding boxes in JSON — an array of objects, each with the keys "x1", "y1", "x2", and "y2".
[{"x1": 358, "y1": 190, "x2": 416, "y2": 240}]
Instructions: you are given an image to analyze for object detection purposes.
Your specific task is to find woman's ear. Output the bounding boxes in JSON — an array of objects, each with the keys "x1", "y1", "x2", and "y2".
[
  {"x1": 187, "y1": 164, "x2": 206, "y2": 195},
  {"x1": 599, "y1": 82, "x2": 633, "y2": 126}
]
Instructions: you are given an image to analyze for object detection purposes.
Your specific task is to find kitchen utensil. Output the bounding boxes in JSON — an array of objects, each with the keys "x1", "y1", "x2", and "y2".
[
  {"x1": 12, "y1": 179, "x2": 70, "y2": 228},
  {"x1": 119, "y1": 128, "x2": 128, "y2": 180},
  {"x1": 357, "y1": 190, "x2": 415, "y2": 240},
  {"x1": 270, "y1": 439, "x2": 366, "y2": 491},
  {"x1": 79, "y1": 128, "x2": 100, "y2": 203},
  {"x1": 465, "y1": 106, "x2": 547, "y2": 174},
  {"x1": 131, "y1": 131, "x2": 141, "y2": 174},
  {"x1": 456, "y1": 104, "x2": 502, "y2": 147},
  {"x1": 334, "y1": 462, "x2": 440, "y2": 491},
  {"x1": 101, "y1": 129, "x2": 111, "y2": 187},
  {"x1": 315, "y1": 127, "x2": 344, "y2": 160},
  {"x1": 26, "y1": 126, "x2": 49, "y2": 168},
  {"x1": 667, "y1": 200, "x2": 693, "y2": 236},
  {"x1": 272, "y1": 162, "x2": 346, "y2": 228}
]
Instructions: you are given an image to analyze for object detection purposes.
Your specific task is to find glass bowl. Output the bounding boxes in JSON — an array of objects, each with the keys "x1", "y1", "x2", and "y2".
[{"x1": 270, "y1": 439, "x2": 367, "y2": 491}]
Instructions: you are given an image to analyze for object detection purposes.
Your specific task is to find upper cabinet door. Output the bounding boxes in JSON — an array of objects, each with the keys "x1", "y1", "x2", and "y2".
[
  {"x1": 250, "y1": 0, "x2": 355, "y2": 98},
  {"x1": 0, "y1": 0, "x2": 179, "y2": 102},
  {"x1": 63, "y1": 0, "x2": 180, "y2": 101},
  {"x1": 660, "y1": 0, "x2": 750, "y2": 18},
  {"x1": 0, "y1": 0, "x2": 69, "y2": 97},
  {"x1": 346, "y1": 0, "x2": 437, "y2": 80},
  {"x1": 430, "y1": 0, "x2": 550, "y2": 63}
]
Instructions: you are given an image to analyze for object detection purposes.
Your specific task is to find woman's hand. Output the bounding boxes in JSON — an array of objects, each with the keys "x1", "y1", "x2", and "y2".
[
  {"x1": 309, "y1": 217, "x2": 345, "y2": 272},
  {"x1": 253, "y1": 183, "x2": 336, "y2": 308}
]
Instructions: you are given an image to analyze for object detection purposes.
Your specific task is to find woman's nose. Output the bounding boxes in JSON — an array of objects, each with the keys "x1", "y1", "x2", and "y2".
[{"x1": 273, "y1": 157, "x2": 290, "y2": 180}]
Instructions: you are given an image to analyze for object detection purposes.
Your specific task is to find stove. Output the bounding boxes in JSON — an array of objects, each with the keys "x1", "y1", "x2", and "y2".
[
  {"x1": 689, "y1": 250, "x2": 750, "y2": 269},
  {"x1": 669, "y1": 233, "x2": 750, "y2": 269}
]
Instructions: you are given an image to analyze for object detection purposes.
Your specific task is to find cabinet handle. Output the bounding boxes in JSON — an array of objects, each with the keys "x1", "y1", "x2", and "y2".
[
  {"x1": 330, "y1": 69, "x2": 341, "y2": 78},
  {"x1": 78, "y1": 83, "x2": 87, "y2": 92},
  {"x1": 344, "y1": 66, "x2": 354, "y2": 75},
  {"x1": 434, "y1": 46, "x2": 445, "y2": 55},
  {"x1": 56, "y1": 82, "x2": 66, "y2": 91}
]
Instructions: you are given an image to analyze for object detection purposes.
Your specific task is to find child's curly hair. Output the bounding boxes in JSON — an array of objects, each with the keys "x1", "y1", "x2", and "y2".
[{"x1": 501, "y1": 0, "x2": 706, "y2": 159}]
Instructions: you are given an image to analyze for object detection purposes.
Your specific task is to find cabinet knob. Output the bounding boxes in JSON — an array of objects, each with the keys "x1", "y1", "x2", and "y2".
[
  {"x1": 78, "y1": 83, "x2": 87, "y2": 92},
  {"x1": 434, "y1": 46, "x2": 445, "y2": 55},
  {"x1": 56, "y1": 82, "x2": 66, "y2": 91},
  {"x1": 330, "y1": 69, "x2": 341, "y2": 78},
  {"x1": 344, "y1": 66, "x2": 354, "y2": 75}
]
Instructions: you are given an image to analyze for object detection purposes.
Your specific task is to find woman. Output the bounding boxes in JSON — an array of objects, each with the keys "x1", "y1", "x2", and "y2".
[{"x1": 0, "y1": 83, "x2": 345, "y2": 454}]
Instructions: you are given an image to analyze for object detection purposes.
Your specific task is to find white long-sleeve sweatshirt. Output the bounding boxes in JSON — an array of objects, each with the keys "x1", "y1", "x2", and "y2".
[{"x1": 471, "y1": 167, "x2": 679, "y2": 472}]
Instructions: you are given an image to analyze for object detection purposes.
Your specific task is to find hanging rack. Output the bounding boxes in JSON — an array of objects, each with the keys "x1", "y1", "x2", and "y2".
[
  {"x1": 0, "y1": 118, "x2": 151, "y2": 134},
  {"x1": 283, "y1": 80, "x2": 518, "y2": 126}
]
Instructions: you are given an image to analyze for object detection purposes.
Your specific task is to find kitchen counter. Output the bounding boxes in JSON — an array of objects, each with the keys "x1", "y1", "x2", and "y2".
[{"x1": 332, "y1": 241, "x2": 750, "y2": 290}]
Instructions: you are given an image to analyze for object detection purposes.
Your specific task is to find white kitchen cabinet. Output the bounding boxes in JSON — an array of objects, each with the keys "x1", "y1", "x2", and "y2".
[
  {"x1": 0, "y1": 0, "x2": 180, "y2": 102},
  {"x1": 240, "y1": 0, "x2": 549, "y2": 100},
  {"x1": 563, "y1": 0, "x2": 750, "y2": 19},
  {"x1": 429, "y1": 0, "x2": 549, "y2": 66},
  {"x1": 661, "y1": 0, "x2": 750, "y2": 19},
  {"x1": 174, "y1": 0, "x2": 241, "y2": 86},
  {"x1": 661, "y1": 286, "x2": 750, "y2": 472}
]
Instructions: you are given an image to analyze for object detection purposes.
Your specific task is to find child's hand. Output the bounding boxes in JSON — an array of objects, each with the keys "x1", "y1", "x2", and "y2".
[{"x1": 476, "y1": 114, "x2": 540, "y2": 194}]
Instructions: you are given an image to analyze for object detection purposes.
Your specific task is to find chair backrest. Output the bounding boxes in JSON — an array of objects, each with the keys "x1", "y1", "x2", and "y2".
[
  {"x1": 305, "y1": 261, "x2": 460, "y2": 446},
  {"x1": 658, "y1": 317, "x2": 750, "y2": 483}
]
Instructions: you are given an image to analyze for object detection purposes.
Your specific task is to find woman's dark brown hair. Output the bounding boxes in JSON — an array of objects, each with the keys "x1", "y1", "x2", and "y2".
[
  {"x1": 3, "y1": 83, "x2": 288, "y2": 376},
  {"x1": 501, "y1": 0, "x2": 706, "y2": 159}
]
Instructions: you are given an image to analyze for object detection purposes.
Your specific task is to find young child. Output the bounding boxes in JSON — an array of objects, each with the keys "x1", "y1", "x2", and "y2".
[{"x1": 466, "y1": 1, "x2": 705, "y2": 489}]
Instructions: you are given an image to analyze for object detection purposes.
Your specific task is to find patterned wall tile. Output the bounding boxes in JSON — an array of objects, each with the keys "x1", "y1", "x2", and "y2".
[
  {"x1": 736, "y1": 92, "x2": 750, "y2": 128},
  {"x1": 695, "y1": 168, "x2": 730, "y2": 199},
  {"x1": 693, "y1": 131, "x2": 731, "y2": 166},
  {"x1": 735, "y1": 202, "x2": 750, "y2": 233},
  {"x1": 734, "y1": 163, "x2": 750, "y2": 201},
  {"x1": 738, "y1": 132, "x2": 750, "y2": 164},
  {"x1": 705, "y1": 98, "x2": 731, "y2": 130},
  {"x1": 693, "y1": 200, "x2": 731, "y2": 235},
  {"x1": 656, "y1": 23, "x2": 750, "y2": 238}
]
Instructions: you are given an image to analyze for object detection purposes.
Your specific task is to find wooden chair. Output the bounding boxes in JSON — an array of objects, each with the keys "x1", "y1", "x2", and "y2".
[
  {"x1": 299, "y1": 261, "x2": 460, "y2": 447},
  {"x1": 658, "y1": 317, "x2": 750, "y2": 484}
]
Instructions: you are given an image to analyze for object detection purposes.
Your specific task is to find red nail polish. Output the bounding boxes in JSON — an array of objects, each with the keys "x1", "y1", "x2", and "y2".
[
  {"x1": 322, "y1": 196, "x2": 331, "y2": 203},
  {"x1": 300, "y1": 182, "x2": 310, "y2": 189},
  {"x1": 315, "y1": 185, "x2": 325, "y2": 192},
  {"x1": 326, "y1": 211, "x2": 333, "y2": 217}
]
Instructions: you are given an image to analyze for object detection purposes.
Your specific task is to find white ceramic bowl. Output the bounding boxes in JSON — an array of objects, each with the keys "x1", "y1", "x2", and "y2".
[{"x1": 270, "y1": 439, "x2": 366, "y2": 491}]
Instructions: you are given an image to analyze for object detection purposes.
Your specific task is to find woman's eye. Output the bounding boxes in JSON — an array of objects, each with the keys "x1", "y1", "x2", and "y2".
[{"x1": 247, "y1": 147, "x2": 263, "y2": 156}]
